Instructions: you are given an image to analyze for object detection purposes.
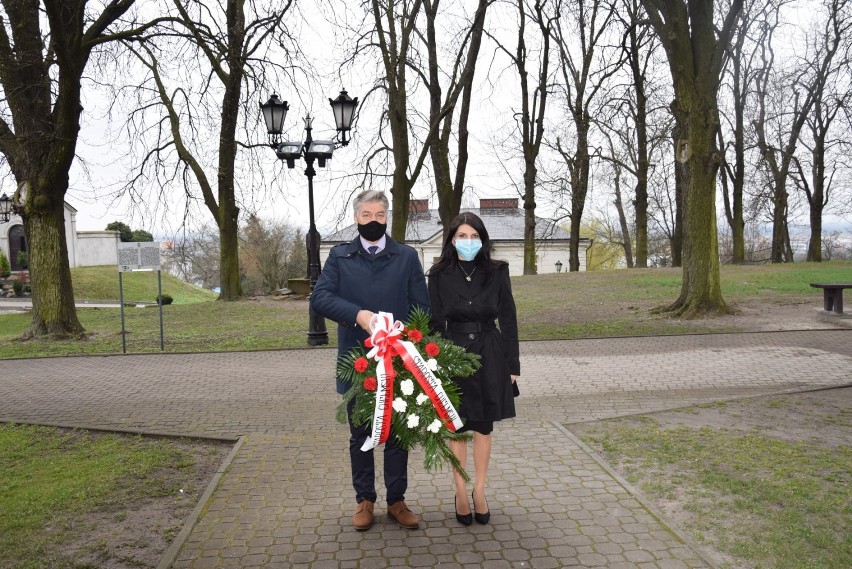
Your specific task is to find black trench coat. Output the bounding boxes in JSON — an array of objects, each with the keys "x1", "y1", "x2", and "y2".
[{"x1": 428, "y1": 261, "x2": 519, "y2": 423}]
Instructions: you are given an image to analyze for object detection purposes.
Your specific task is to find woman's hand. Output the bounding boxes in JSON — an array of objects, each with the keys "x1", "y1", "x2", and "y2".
[{"x1": 510, "y1": 375, "x2": 519, "y2": 383}]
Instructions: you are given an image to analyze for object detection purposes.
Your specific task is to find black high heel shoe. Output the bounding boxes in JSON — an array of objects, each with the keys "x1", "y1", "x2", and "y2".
[
  {"x1": 472, "y1": 490, "x2": 490, "y2": 525},
  {"x1": 455, "y1": 495, "x2": 473, "y2": 526}
]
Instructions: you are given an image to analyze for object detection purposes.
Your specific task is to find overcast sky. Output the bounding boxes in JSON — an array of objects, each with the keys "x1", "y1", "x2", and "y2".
[{"x1": 53, "y1": 0, "x2": 852, "y2": 243}]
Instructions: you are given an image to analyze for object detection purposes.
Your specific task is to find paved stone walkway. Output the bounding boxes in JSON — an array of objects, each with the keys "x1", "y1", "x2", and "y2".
[{"x1": 2, "y1": 330, "x2": 851, "y2": 568}]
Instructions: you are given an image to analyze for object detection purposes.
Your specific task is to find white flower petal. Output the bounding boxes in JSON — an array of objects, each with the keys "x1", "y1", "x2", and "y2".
[
  {"x1": 392, "y1": 398, "x2": 407, "y2": 413},
  {"x1": 400, "y1": 379, "x2": 414, "y2": 396},
  {"x1": 407, "y1": 414, "x2": 420, "y2": 428},
  {"x1": 416, "y1": 393, "x2": 429, "y2": 405},
  {"x1": 426, "y1": 358, "x2": 439, "y2": 371},
  {"x1": 427, "y1": 419, "x2": 442, "y2": 433}
]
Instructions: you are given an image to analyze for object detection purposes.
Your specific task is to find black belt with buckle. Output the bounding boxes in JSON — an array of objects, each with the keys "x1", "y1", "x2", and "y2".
[{"x1": 446, "y1": 321, "x2": 496, "y2": 333}]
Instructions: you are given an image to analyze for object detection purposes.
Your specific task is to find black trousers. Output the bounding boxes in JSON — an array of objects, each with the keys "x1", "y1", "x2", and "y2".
[{"x1": 348, "y1": 397, "x2": 408, "y2": 505}]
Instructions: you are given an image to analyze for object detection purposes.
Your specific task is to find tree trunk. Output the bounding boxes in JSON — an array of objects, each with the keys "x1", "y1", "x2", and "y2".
[
  {"x1": 568, "y1": 125, "x2": 590, "y2": 272},
  {"x1": 628, "y1": 7, "x2": 649, "y2": 268},
  {"x1": 806, "y1": 122, "x2": 827, "y2": 262},
  {"x1": 730, "y1": 63, "x2": 746, "y2": 264},
  {"x1": 218, "y1": 201, "x2": 242, "y2": 299},
  {"x1": 671, "y1": 126, "x2": 686, "y2": 267},
  {"x1": 22, "y1": 190, "x2": 83, "y2": 338},
  {"x1": 807, "y1": 206, "x2": 823, "y2": 261},
  {"x1": 666, "y1": 102, "x2": 729, "y2": 316},
  {"x1": 613, "y1": 166, "x2": 634, "y2": 268},
  {"x1": 522, "y1": 163, "x2": 537, "y2": 275},
  {"x1": 215, "y1": 3, "x2": 245, "y2": 300},
  {"x1": 642, "y1": 0, "x2": 741, "y2": 316}
]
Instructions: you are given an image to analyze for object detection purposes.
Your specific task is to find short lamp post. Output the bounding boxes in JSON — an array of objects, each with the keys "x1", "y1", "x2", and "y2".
[
  {"x1": 260, "y1": 89, "x2": 358, "y2": 346},
  {"x1": 555, "y1": 260, "x2": 563, "y2": 273},
  {"x1": 0, "y1": 193, "x2": 12, "y2": 224}
]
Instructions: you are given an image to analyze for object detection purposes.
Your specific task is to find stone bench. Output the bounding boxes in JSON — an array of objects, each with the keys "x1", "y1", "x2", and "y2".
[{"x1": 810, "y1": 283, "x2": 852, "y2": 314}]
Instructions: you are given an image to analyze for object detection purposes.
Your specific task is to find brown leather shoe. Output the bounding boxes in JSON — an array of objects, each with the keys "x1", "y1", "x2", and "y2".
[
  {"x1": 353, "y1": 500, "x2": 374, "y2": 531},
  {"x1": 387, "y1": 500, "x2": 420, "y2": 529}
]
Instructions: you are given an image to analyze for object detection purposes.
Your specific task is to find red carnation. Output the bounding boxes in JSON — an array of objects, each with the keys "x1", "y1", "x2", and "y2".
[
  {"x1": 354, "y1": 357, "x2": 369, "y2": 373},
  {"x1": 407, "y1": 329, "x2": 423, "y2": 342},
  {"x1": 363, "y1": 377, "x2": 377, "y2": 391},
  {"x1": 425, "y1": 342, "x2": 440, "y2": 357}
]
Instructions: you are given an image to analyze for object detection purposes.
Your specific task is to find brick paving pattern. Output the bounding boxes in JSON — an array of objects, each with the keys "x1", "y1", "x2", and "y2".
[{"x1": 2, "y1": 330, "x2": 850, "y2": 568}]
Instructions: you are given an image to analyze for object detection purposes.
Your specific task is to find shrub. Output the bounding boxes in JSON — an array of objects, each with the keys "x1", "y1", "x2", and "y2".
[
  {"x1": 157, "y1": 294, "x2": 174, "y2": 305},
  {"x1": 0, "y1": 251, "x2": 9, "y2": 278},
  {"x1": 12, "y1": 279, "x2": 23, "y2": 297},
  {"x1": 16, "y1": 250, "x2": 28, "y2": 270}
]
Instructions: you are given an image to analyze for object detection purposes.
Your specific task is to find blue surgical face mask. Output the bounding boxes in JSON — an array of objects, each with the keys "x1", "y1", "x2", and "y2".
[{"x1": 454, "y1": 238, "x2": 482, "y2": 261}]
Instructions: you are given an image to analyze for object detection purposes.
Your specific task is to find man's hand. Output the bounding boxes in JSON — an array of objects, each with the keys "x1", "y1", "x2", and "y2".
[{"x1": 356, "y1": 309, "x2": 375, "y2": 332}]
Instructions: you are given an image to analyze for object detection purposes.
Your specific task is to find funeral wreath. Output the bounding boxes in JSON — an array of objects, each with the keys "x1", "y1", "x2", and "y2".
[{"x1": 336, "y1": 307, "x2": 481, "y2": 480}]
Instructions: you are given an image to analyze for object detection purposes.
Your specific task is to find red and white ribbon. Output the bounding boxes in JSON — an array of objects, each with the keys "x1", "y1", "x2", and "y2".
[{"x1": 360, "y1": 312, "x2": 463, "y2": 451}]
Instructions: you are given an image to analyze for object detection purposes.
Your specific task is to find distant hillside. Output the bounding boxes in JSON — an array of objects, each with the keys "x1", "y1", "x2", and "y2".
[{"x1": 71, "y1": 266, "x2": 216, "y2": 304}]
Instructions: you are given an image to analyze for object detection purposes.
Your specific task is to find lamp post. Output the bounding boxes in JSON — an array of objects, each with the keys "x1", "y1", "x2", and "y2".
[
  {"x1": 555, "y1": 260, "x2": 563, "y2": 273},
  {"x1": 0, "y1": 193, "x2": 11, "y2": 224},
  {"x1": 260, "y1": 89, "x2": 358, "y2": 346}
]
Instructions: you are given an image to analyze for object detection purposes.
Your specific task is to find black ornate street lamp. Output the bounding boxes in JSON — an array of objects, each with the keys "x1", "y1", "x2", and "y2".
[
  {"x1": 555, "y1": 260, "x2": 563, "y2": 273},
  {"x1": 0, "y1": 193, "x2": 12, "y2": 224},
  {"x1": 260, "y1": 89, "x2": 358, "y2": 346}
]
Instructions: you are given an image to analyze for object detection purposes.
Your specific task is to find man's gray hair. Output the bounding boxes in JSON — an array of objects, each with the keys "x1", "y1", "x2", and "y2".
[{"x1": 353, "y1": 190, "x2": 389, "y2": 216}]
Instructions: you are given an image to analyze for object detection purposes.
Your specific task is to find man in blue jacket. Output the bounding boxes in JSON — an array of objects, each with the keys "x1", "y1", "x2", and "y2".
[{"x1": 311, "y1": 189, "x2": 430, "y2": 531}]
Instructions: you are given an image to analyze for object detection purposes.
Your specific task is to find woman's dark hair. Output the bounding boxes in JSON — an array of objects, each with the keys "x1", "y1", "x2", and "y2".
[{"x1": 427, "y1": 212, "x2": 498, "y2": 276}]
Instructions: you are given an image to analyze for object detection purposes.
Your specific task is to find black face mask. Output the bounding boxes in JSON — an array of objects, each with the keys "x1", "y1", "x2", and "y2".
[{"x1": 357, "y1": 220, "x2": 387, "y2": 242}]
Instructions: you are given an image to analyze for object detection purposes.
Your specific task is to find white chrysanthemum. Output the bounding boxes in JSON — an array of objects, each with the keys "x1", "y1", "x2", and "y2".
[
  {"x1": 407, "y1": 414, "x2": 420, "y2": 428},
  {"x1": 426, "y1": 358, "x2": 439, "y2": 371},
  {"x1": 416, "y1": 393, "x2": 429, "y2": 405},
  {"x1": 400, "y1": 379, "x2": 414, "y2": 396},
  {"x1": 427, "y1": 419, "x2": 441, "y2": 433},
  {"x1": 392, "y1": 398, "x2": 407, "y2": 413}
]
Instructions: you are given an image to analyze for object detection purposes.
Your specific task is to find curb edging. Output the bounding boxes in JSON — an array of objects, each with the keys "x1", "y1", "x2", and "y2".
[{"x1": 156, "y1": 436, "x2": 245, "y2": 569}]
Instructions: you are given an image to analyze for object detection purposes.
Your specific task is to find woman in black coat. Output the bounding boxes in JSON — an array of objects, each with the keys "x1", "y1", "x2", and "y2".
[{"x1": 427, "y1": 212, "x2": 519, "y2": 525}]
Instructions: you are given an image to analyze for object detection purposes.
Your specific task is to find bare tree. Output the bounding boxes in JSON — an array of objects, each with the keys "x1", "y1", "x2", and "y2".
[
  {"x1": 749, "y1": 0, "x2": 845, "y2": 264},
  {"x1": 162, "y1": 224, "x2": 220, "y2": 289},
  {"x1": 240, "y1": 215, "x2": 303, "y2": 294},
  {"x1": 617, "y1": 0, "x2": 658, "y2": 267},
  {"x1": 365, "y1": 0, "x2": 427, "y2": 240},
  {"x1": 486, "y1": 0, "x2": 556, "y2": 274},
  {"x1": 0, "y1": 0, "x2": 161, "y2": 338},
  {"x1": 640, "y1": 0, "x2": 743, "y2": 316},
  {"x1": 552, "y1": 0, "x2": 621, "y2": 272},
  {"x1": 123, "y1": 0, "x2": 292, "y2": 300},
  {"x1": 792, "y1": 0, "x2": 852, "y2": 261},
  {"x1": 599, "y1": 0, "x2": 669, "y2": 269},
  {"x1": 423, "y1": 0, "x2": 490, "y2": 237},
  {"x1": 359, "y1": 0, "x2": 492, "y2": 239},
  {"x1": 718, "y1": 0, "x2": 781, "y2": 264}
]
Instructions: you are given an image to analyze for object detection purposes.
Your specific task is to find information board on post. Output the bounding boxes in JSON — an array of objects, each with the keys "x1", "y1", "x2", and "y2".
[
  {"x1": 116, "y1": 242, "x2": 165, "y2": 353},
  {"x1": 118, "y1": 242, "x2": 162, "y2": 272}
]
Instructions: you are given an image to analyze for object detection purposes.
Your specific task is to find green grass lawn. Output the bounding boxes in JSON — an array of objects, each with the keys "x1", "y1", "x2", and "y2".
[
  {"x1": 578, "y1": 414, "x2": 851, "y2": 569},
  {"x1": 69, "y1": 265, "x2": 217, "y2": 304},
  {"x1": 0, "y1": 424, "x2": 223, "y2": 569},
  {"x1": 1, "y1": 261, "x2": 849, "y2": 358}
]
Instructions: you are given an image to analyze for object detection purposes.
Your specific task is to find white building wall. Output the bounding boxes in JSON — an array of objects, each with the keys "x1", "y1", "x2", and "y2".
[
  {"x1": 1, "y1": 205, "x2": 120, "y2": 269},
  {"x1": 75, "y1": 231, "x2": 121, "y2": 267},
  {"x1": 66, "y1": 207, "x2": 77, "y2": 268}
]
